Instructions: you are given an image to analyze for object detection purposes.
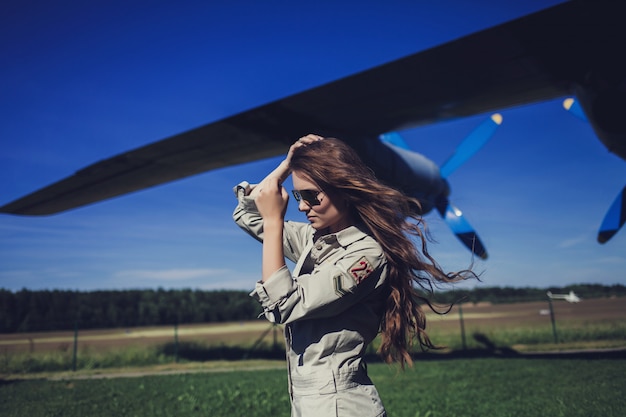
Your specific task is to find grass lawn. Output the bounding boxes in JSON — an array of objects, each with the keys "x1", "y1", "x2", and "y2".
[{"x1": 2, "y1": 353, "x2": 625, "y2": 417}]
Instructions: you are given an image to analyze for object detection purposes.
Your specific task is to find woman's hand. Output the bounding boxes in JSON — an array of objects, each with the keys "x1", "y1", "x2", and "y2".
[
  {"x1": 250, "y1": 134, "x2": 323, "y2": 200},
  {"x1": 255, "y1": 177, "x2": 289, "y2": 222},
  {"x1": 285, "y1": 134, "x2": 323, "y2": 167}
]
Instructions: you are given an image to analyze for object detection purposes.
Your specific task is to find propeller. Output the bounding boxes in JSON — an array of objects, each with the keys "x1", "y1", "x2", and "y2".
[
  {"x1": 562, "y1": 97, "x2": 588, "y2": 122},
  {"x1": 440, "y1": 113, "x2": 502, "y2": 178},
  {"x1": 380, "y1": 114, "x2": 501, "y2": 259},
  {"x1": 435, "y1": 198, "x2": 488, "y2": 259},
  {"x1": 563, "y1": 97, "x2": 625, "y2": 243},
  {"x1": 598, "y1": 186, "x2": 626, "y2": 243}
]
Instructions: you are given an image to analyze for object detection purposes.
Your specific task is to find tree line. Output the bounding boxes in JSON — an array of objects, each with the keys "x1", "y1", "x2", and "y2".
[
  {"x1": 431, "y1": 283, "x2": 626, "y2": 305},
  {"x1": 0, "y1": 288, "x2": 261, "y2": 333},
  {"x1": 1, "y1": 284, "x2": 624, "y2": 333}
]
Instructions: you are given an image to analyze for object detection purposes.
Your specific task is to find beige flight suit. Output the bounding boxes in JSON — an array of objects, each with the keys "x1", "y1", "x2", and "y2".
[{"x1": 233, "y1": 182, "x2": 388, "y2": 417}]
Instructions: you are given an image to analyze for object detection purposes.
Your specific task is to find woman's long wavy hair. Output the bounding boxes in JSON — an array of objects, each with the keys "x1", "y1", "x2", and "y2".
[{"x1": 290, "y1": 137, "x2": 475, "y2": 368}]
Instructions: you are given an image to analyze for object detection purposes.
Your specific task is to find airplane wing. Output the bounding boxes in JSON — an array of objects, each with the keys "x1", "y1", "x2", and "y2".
[{"x1": 2, "y1": 1, "x2": 624, "y2": 215}]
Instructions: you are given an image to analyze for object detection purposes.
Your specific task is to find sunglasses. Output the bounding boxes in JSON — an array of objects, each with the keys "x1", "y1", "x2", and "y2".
[{"x1": 292, "y1": 189, "x2": 322, "y2": 206}]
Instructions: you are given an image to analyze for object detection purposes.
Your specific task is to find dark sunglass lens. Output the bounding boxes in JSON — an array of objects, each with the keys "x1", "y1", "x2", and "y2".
[
  {"x1": 292, "y1": 190, "x2": 320, "y2": 206},
  {"x1": 300, "y1": 190, "x2": 320, "y2": 206}
]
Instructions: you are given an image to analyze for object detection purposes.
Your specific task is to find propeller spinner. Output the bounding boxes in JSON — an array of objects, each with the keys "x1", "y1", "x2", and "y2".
[{"x1": 379, "y1": 114, "x2": 501, "y2": 259}]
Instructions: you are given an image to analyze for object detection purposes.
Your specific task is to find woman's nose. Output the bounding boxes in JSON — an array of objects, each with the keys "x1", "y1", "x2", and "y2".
[{"x1": 298, "y1": 199, "x2": 310, "y2": 211}]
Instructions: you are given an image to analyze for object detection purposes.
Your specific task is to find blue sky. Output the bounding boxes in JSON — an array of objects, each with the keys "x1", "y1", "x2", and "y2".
[{"x1": 1, "y1": 0, "x2": 624, "y2": 292}]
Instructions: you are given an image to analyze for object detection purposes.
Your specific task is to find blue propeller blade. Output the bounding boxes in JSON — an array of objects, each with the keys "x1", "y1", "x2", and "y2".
[
  {"x1": 436, "y1": 199, "x2": 488, "y2": 259},
  {"x1": 562, "y1": 98, "x2": 622, "y2": 244},
  {"x1": 379, "y1": 131, "x2": 411, "y2": 150},
  {"x1": 562, "y1": 98, "x2": 588, "y2": 122},
  {"x1": 439, "y1": 113, "x2": 502, "y2": 178},
  {"x1": 598, "y1": 185, "x2": 626, "y2": 243}
]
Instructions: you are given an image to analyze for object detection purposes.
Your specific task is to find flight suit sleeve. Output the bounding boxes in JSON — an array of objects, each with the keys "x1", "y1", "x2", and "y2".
[
  {"x1": 250, "y1": 242, "x2": 387, "y2": 324},
  {"x1": 232, "y1": 181, "x2": 311, "y2": 263},
  {"x1": 232, "y1": 181, "x2": 264, "y2": 243}
]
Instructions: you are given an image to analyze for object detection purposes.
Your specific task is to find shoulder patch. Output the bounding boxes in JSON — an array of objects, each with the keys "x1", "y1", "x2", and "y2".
[
  {"x1": 334, "y1": 275, "x2": 349, "y2": 297},
  {"x1": 349, "y1": 256, "x2": 373, "y2": 284}
]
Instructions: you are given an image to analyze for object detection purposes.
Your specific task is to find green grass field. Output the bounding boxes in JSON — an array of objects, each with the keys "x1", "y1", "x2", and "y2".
[
  {"x1": 1, "y1": 297, "x2": 625, "y2": 416},
  {"x1": 2, "y1": 354, "x2": 625, "y2": 417}
]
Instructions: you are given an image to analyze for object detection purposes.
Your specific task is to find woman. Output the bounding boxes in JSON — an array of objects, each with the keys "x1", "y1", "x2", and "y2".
[{"x1": 233, "y1": 134, "x2": 472, "y2": 417}]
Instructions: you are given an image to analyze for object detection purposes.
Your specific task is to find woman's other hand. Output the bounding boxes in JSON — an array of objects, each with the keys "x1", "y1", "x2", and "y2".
[
  {"x1": 255, "y1": 177, "x2": 289, "y2": 222},
  {"x1": 285, "y1": 134, "x2": 323, "y2": 166}
]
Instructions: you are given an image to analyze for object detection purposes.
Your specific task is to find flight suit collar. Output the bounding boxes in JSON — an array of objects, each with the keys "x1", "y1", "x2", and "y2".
[{"x1": 314, "y1": 224, "x2": 370, "y2": 248}]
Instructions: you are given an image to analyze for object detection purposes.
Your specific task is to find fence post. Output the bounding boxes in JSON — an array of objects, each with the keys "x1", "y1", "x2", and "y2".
[
  {"x1": 458, "y1": 304, "x2": 467, "y2": 350},
  {"x1": 174, "y1": 322, "x2": 179, "y2": 363},
  {"x1": 547, "y1": 294, "x2": 558, "y2": 344},
  {"x1": 72, "y1": 320, "x2": 78, "y2": 371}
]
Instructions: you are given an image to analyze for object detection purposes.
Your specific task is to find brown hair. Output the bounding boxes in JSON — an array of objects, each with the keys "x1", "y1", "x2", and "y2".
[{"x1": 290, "y1": 137, "x2": 474, "y2": 368}]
